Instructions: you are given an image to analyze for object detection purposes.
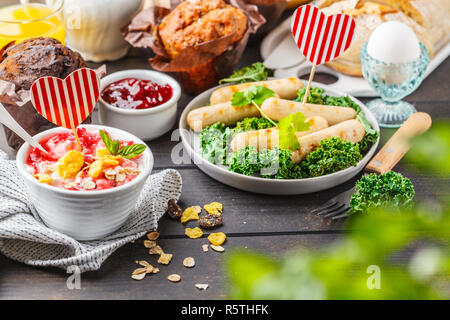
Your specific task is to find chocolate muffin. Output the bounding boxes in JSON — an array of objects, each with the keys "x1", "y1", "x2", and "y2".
[{"x1": 0, "y1": 38, "x2": 87, "y2": 150}]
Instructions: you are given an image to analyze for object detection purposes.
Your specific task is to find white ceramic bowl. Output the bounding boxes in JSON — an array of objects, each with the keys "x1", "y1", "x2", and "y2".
[
  {"x1": 179, "y1": 81, "x2": 380, "y2": 195},
  {"x1": 98, "y1": 70, "x2": 181, "y2": 141},
  {"x1": 16, "y1": 124, "x2": 154, "y2": 240}
]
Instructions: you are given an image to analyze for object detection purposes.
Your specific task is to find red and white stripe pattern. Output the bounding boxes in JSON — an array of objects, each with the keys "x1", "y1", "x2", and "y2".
[
  {"x1": 291, "y1": 5, "x2": 356, "y2": 65},
  {"x1": 31, "y1": 68, "x2": 100, "y2": 129}
]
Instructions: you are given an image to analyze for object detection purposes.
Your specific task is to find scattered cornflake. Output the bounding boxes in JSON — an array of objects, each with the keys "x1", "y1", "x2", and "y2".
[
  {"x1": 185, "y1": 227, "x2": 203, "y2": 239},
  {"x1": 181, "y1": 206, "x2": 201, "y2": 223},
  {"x1": 204, "y1": 202, "x2": 223, "y2": 215},
  {"x1": 158, "y1": 253, "x2": 173, "y2": 265},
  {"x1": 195, "y1": 284, "x2": 209, "y2": 291},
  {"x1": 147, "y1": 232, "x2": 160, "y2": 241},
  {"x1": 34, "y1": 173, "x2": 52, "y2": 184},
  {"x1": 132, "y1": 267, "x2": 148, "y2": 275},
  {"x1": 149, "y1": 245, "x2": 163, "y2": 255},
  {"x1": 208, "y1": 232, "x2": 226, "y2": 246},
  {"x1": 168, "y1": 274, "x2": 181, "y2": 283},
  {"x1": 144, "y1": 240, "x2": 157, "y2": 248},
  {"x1": 131, "y1": 260, "x2": 159, "y2": 281},
  {"x1": 202, "y1": 244, "x2": 209, "y2": 252},
  {"x1": 131, "y1": 273, "x2": 146, "y2": 281},
  {"x1": 183, "y1": 257, "x2": 196, "y2": 268},
  {"x1": 58, "y1": 150, "x2": 84, "y2": 179},
  {"x1": 137, "y1": 260, "x2": 151, "y2": 267},
  {"x1": 210, "y1": 245, "x2": 225, "y2": 252}
]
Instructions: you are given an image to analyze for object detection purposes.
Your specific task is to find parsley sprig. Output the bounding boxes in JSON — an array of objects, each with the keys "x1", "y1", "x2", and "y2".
[
  {"x1": 231, "y1": 86, "x2": 310, "y2": 151},
  {"x1": 231, "y1": 85, "x2": 277, "y2": 127},
  {"x1": 99, "y1": 130, "x2": 146, "y2": 159},
  {"x1": 219, "y1": 62, "x2": 272, "y2": 84},
  {"x1": 278, "y1": 112, "x2": 311, "y2": 151}
]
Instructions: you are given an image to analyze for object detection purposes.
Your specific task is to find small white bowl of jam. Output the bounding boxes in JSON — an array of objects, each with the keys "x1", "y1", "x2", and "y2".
[{"x1": 98, "y1": 70, "x2": 181, "y2": 141}]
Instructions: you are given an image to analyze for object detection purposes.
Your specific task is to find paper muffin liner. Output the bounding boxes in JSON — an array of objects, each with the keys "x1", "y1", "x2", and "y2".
[
  {"x1": 0, "y1": 60, "x2": 106, "y2": 150},
  {"x1": 244, "y1": 0, "x2": 287, "y2": 36},
  {"x1": 122, "y1": 0, "x2": 265, "y2": 94}
]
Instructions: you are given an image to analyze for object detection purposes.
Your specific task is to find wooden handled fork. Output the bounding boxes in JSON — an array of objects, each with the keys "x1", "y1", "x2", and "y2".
[{"x1": 312, "y1": 112, "x2": 432, "y2": 219}]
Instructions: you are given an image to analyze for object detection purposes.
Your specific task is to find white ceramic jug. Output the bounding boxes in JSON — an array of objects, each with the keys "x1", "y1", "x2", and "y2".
[{"x1": 64, "y1": 0, "x2": 143, "y2": 62}]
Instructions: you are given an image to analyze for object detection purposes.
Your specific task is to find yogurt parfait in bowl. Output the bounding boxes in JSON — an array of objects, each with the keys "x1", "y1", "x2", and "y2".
[
  {"x1": 26, "y1": 127, "x2": 145, "y2": 191},
  {"x1": 16, "y1": 124, "x2": 154, "y2": 240}
]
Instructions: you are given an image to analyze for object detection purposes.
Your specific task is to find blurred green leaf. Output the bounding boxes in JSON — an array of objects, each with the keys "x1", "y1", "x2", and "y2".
[
  {"x1": 225, "y1": 250, "x2": 278, "y2": 299},
  {"x1": 406, "y1": 121, "x2": 450, "y2": 176}
]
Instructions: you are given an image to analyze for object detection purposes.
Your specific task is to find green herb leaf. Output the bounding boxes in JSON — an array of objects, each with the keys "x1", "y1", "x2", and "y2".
[
  {"x1": 231, "y1": 85, "x2": 277, "y2": 127},
  {"x1": 99, "y1": 130, "x2": 146, "y2": 159},
  {"x1": 231, "y1": 85, "x2": 275, "y2": 108},
  {"x1": 219, "y1": 62, "x2": 272, "y2": 84},
  {"x1": 118, "y1": 144, "x2": 147, "y2": 159},
  {"x1": 100, "y1": 130, "x2": 115, "y2": 155},
  {"x1": 278, "y1": 112, "x2": 310, "y2": 151}
]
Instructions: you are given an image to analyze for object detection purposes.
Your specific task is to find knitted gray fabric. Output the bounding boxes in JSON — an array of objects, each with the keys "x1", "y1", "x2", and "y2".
[{"x1": 0, "y1": 150, "x2": 182, "y2": 272}]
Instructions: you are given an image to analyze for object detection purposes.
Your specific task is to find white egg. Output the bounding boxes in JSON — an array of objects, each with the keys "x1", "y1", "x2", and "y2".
[{"x1": 367, "y1": 21, "x2": 421, "y2": 63}]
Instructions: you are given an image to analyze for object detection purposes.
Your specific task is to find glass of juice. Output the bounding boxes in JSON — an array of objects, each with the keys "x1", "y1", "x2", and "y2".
[{"x1": 0, "y1": 0, "x2": 64, "y2": 49}]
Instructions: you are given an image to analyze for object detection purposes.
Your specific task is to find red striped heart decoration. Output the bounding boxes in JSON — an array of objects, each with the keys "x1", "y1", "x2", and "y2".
[
  {"x1": 30, "y1": 68, "x2": 100, "y2": 129},
  {"x1": 291, "y1": 5, "x2": 356, "y2": 65}
]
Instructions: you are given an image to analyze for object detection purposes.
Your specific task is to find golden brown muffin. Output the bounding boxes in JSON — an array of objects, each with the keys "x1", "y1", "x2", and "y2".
[{"x1": 158, "y1": 0, "x2": 248, "y2": 59}]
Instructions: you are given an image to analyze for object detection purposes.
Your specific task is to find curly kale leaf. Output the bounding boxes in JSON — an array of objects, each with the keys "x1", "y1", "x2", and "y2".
[
  {"x1": 200, "y1": 123, "x2": 228, "y2": 165},
  {"x1": 229, "y1": 146, "x2": 305, "y2": 179},
  {"x1": 301, "y1": 137, "x2": 362, "y2": 177},
  {"x1": 233, "y1": 117, "x2": 276, "y2": 134},
  {"x1": 349, "y1": 171, "x2": 415, "y2": 215},
  {"x1": 296, "y1": 87, "x2": 326, "y2": 104},
  {"x1": 219, "y1": 62, "x2": 272, "y2": 84}
]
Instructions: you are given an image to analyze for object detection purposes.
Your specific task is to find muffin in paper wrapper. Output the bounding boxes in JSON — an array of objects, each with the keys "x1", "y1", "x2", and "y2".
[
  {"x1": 0, "y1": 38, "x2": 106, "y2": 150},
  {"x1": 122, "y1": 0, "x2": 266, "y2": 94}
]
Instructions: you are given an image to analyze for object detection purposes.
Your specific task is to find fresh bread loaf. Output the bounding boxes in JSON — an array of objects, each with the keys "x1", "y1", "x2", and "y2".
[{"x1": 316, "y1": 0, "x2": 450, "y2": 76}]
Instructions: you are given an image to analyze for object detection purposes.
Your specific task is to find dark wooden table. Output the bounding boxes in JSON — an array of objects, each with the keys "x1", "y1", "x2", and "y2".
[{"x1": 0, "y1": 41, "x2": 449, "y2": 300}]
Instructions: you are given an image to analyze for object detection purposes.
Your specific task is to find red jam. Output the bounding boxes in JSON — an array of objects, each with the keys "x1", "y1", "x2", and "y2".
[{"x1": 101, "y1": 78, "x2": 173, "y2": 110}]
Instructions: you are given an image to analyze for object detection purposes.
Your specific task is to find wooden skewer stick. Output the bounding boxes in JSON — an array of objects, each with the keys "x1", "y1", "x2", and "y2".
[
  {"x1": 72, "y1": 127, "x2": 82, "y2": 151},
  {"x1": 302, "y1": 63, "x2": 317, "y2": 105}
]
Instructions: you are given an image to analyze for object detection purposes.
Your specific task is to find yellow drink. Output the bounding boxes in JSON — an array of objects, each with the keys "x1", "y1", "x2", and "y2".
[{"x1": 0, "y1": 2, "x2": 65, "y2": 49}]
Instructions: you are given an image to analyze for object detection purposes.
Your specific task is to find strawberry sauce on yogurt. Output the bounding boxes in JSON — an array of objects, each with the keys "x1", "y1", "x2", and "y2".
[{"x1": 26, "y1": 128, "x2": 143, "y2": 191}]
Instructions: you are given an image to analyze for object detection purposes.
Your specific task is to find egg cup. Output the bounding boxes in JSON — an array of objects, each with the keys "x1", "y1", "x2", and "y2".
[{"x1": 360, "y1": 42, "x2": 430, "y2": 128}]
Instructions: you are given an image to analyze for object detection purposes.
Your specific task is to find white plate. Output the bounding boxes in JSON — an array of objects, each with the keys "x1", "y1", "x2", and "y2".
[
  {"x1": 179, "y1": 81, "x2": 380, "y2": 195},
  {"x1": 261, "y1": 17, "x2": 450, "y2": 97}
]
